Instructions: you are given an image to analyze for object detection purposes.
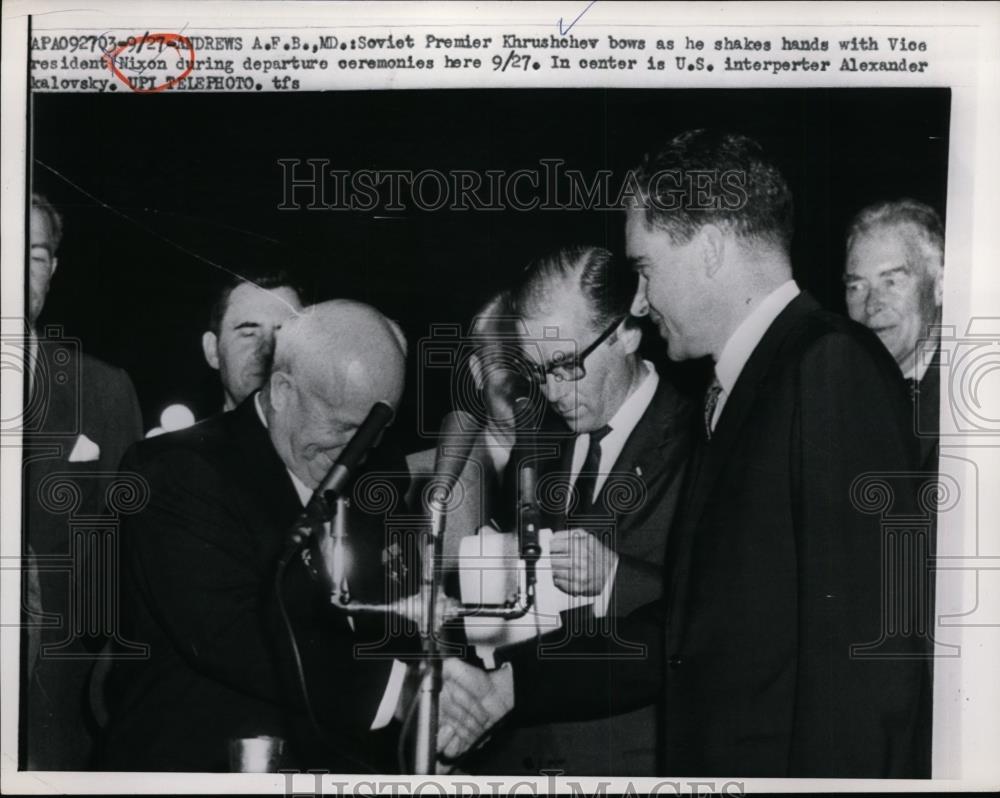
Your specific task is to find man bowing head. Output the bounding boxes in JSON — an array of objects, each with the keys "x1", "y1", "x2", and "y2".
[{"x1": 104, "y1": 300, "x2": 415, "y2": 773}]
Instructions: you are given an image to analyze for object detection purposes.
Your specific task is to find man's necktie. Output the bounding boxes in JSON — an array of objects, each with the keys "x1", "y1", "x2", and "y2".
[
  {"x1": 704, "y1": 376, "x2": 723, "y2": 440},
  {"x1": 573, "y1": 425, "x2": 612, "y2": 515}
]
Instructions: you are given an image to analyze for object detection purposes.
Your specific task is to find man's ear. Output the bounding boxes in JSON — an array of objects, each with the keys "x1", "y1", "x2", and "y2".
[
  {"x1": 699, "y1": 225, "x2": 726, "y2": 279},
  {"x1": 201, "y1": 331, "x2": 220, "y2": 370},
  {"x1": 618, "y1": 319, "x2": 642, "y2": 356},
  {"x1": 933, "y1": 264, "x2": 944, "y2": 308},
  {"x1": 269, "y1": 370, "x2": 293, "y2": 411}
]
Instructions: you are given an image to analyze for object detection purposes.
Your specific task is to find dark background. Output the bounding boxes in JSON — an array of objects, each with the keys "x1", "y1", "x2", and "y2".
[{"x1": 30, "y1": 88, "x2": 950, "y2": 451}]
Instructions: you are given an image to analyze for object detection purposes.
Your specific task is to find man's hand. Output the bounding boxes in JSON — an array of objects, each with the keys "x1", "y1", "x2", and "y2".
[
  {"x1": 437, "y1": 658, "x2": 514, "y2": 760},
  {"x1": 550, "y1": 528, "x2": 616, "y2": 596}
]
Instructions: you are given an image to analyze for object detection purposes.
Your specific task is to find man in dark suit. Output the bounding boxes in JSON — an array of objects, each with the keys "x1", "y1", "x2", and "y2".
[
  {"x1": 441, "y1": 131, "x2": 930, "y2": 778},
  {"x1": 442, "y1": 247, "x2": 694, "y2": 775},
  {"x1": 844, "y1": 198, "x2": 944, "y2": 472},
  {"x1": 102, "y1": 300, "x2": 422, "y2": 772},
  {"x1": 843, "y1": 197, "x2": 944, "y2": 773},
  {"x1": 22, "y1": 192, "x2": 144, "y2": 770}
]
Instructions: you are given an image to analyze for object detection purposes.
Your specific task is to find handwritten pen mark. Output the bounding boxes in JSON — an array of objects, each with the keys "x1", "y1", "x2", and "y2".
[
  {"x1": 102, "y1": 32, "x2": 195, "y2": 93},
  {"x1": 558, "y1": 0, "x2": 598, "y2": 36}
]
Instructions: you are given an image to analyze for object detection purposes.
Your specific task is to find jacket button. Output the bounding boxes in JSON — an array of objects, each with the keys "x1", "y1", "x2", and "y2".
[{"x1": 668, "y1": 655, "x2": 683, "y2": 669}]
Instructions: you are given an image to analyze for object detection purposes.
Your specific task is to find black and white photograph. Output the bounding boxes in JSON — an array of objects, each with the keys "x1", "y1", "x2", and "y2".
[{"x1": 2, "y1": 2, "x2": 999, "y2": 794}]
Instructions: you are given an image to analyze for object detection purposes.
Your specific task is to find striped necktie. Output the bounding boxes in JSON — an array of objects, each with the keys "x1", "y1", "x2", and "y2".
[{"x1": 704, "y1": 376, "x2": 723, "y2": 440}]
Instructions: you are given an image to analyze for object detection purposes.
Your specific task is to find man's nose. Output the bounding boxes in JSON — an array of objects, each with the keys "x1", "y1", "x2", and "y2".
[
  {"x1": 254, "y1": 332, "x2": 276, "y2": 360},
  {"x1": 865, "y1": 285, "x2": 886, "y2": 318},
  {"x1": 630, "y1": 276, "x2": 650, "y2": 317},
  {"x1": 542, "y1": 372, "x2": 571, "y2": 402}
]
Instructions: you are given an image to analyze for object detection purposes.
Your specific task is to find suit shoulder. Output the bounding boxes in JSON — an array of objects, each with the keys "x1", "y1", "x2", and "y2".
[
  {"x1": 123, "y1": 413, "x2": 230, "y2": 474},
  {"x1": 654, "y1": 371, "x2": 695, "y2": 411},
  {"x1": 79, "y1": 351, "x2": 135, "y2": 389},
  {"x1": 783, "y1": 305, "x2": 899, "y2": 374}
]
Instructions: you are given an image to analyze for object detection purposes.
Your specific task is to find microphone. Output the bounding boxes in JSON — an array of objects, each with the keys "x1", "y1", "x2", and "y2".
[
  {"x1": 284, "y1": 400, "x2": 395, "y2": 553},
  {"x1": 512, "y1": 396, "x2": 542, "y2": 565},
  {"x1": 427, "y1": 410, "x2": 480, "y2": 513}
]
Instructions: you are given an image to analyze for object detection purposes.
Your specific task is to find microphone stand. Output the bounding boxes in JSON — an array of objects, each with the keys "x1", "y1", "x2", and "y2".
[
  {"x1": 412, "y1": 483, "x2": 449, "y2": 775},
  {"x1": 311, "y1": 441, "x2": 542, "y2": 774}
]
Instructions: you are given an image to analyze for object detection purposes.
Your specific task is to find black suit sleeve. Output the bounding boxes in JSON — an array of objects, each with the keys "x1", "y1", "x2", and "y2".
[
  {"x1": 122, "y1": 446, "x2": 289, "y2": 701},
  {"x1": 100, "y1": 366, "x2": 144, "y2": 469},
  {"x1": 497, "y1": 598, "x2": 665, "y2": 724},
  {"x1": 609, "y1": 554, "x2": 664, "y2": 618},
  {"x1": 121, "y1": 446, "x2": 400, "y2": 739},
  {"x1": 789, "y1": 331, "x2": 926, "y2": 777}
]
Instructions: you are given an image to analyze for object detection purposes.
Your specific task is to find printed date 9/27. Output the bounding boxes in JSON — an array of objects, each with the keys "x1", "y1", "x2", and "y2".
[{"x1": 492, "y1": 51, "x2": 538, "y2": 72}]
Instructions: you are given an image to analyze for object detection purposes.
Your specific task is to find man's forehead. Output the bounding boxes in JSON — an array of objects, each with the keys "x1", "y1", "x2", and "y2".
[
  {"x1": 30, "y1": 208, "x2": 55, "y2": 249},
  {"x1": 846, "y1": 230, "x2": 910, "y2": 275},
  {"x1": 625, "y1": 210, "x2": 674, "y2": 257},
  {"x1": 223, "y1": 283, "x2": 301, "y2": 324},
  {"x1": 624, "y1": 209, "x2": 648, "y2": 250},
  {"x1": 298, "y1": 372, "x2": 348, "y2": 417},
  {"x1": 522, "y1": 285, "x2": 592, "y2": 338}
]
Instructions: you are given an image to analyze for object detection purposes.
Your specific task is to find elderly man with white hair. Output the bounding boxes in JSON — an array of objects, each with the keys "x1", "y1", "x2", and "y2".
[
  {"x1": 843, "y1": 198, "x2": 945, "y2": 472},
  {"x1": 102, "y1": 299, "x2": 428, "y2": 772}
]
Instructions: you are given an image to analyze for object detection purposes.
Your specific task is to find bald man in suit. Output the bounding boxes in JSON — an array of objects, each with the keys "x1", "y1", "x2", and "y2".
[{"x1": 103, "y1": 301, "x2": 421, "y2": 772}]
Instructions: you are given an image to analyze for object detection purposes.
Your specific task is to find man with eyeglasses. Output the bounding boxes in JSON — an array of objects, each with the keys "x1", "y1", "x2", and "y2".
[{"x1": 448, "y1": 245, "x2": 693, "y2": 776}]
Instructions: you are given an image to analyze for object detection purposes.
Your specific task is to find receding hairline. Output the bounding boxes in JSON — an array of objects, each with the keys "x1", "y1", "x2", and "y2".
[{"x1": 846, "y1": 218, "x2": 944, "y2": 276}]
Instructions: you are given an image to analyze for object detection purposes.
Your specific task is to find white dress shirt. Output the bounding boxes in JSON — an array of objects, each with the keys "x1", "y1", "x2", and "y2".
[
  {"x1": 483, "y1": 425, "x2": 514, "y2": 478},
  {"x1": 566, "y1": 360, "x2": 659, "y2": 615},
  {"x1": 709, "y1": 280, "x2": 801, "y2": 433},
  {"x1": 254, "y1": 393, "x2": 405, "y2": 730},
  {"x1": 568, "y1": 360, "x2": 660, "y2": 498},
  {"x1": 904, "y1": 339, "x2": 938, "y2": 381}
]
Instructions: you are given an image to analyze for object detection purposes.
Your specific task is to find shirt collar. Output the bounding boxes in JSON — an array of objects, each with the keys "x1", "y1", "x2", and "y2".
[
  {"x1": 715, "y1": 280, "x2": 800, "y2": 394},
  {"x1": 482, "y1": 426, "x2": 514, "y2": 475},
  {"x1": 254, "y1": 391, "x2": 312, "y2": 506},
  {"x1": 905, "y1": 339, "x2": 939, "y2": 382}
]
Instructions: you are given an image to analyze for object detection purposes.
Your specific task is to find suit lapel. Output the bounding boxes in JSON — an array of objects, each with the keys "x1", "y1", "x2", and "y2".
[
  {"x1": 227, "y1": 395, "x2": 303, "y2": 543},
  {"x1": 665, "y1": 293, "x2": 821, "y2": 624},
  {"x1": 679, "y1": 293, "x2": 818, "y2": 538},
  {"x1": 917, "y1": 347, "x2": 940, "y2": 469},
  {"x1": 598, "y1": 378, "x2": 691, "y2": 536}
]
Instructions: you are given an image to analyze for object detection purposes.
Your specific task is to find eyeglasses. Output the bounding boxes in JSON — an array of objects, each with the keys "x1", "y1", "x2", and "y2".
[{"x1": 527, "y1": 316, "x2": 626, "y2": 384}]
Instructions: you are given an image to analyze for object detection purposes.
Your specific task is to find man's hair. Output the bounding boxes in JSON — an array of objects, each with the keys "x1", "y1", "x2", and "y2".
[
  {"x1": 31, "y1": 191, "x2": 64, "y2": 253},
  {"x1": 458, "y1": 290, "x2": 531, "y2": 412},
  {"x1": 846, "y1": 198, "x2": 945, "y2": 274},
  {"x1": 469, "y1": 290, "x2": 518, "y2": 350},
  {"x1": 207, "y1": 270, "x2": 304, "y2": 335},
  {"x1": 514, "y1": 245, "x2": 638, "y2": 331},
  {"x1": 631, "y1": 129, "x2": 794, "y2": 251}
]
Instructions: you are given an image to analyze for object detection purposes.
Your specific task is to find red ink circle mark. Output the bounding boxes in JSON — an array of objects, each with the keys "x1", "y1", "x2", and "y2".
[{"x1": 102, "y1": 33, "x2": 195, "y2": 93}]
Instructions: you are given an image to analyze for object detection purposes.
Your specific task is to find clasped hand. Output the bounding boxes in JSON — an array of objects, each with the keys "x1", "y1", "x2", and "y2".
[
  {"x1": 550, "y1": 528, "x2": 615, "y2": 596},
  {"x1": 436, "y1": 658, "x2": 514, "y2": 761}
]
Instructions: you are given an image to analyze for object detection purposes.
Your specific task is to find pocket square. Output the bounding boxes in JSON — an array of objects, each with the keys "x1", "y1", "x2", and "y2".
[{"x1": 68, "y1": 434, "x2": 100, "y2": 463}]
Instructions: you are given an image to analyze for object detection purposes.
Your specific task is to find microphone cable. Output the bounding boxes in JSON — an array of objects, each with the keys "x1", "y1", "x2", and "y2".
[{"x1": 274, "y1": 550, "x2": 378, "y2": 774}]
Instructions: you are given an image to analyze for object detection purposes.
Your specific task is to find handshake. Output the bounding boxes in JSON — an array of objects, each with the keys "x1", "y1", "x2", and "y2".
[{"x1": 436, "y1": 658, "x2": 515, "y2": 761}]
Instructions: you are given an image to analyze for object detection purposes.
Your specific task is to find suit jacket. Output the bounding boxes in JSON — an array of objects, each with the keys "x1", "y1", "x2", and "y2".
[
  {"x1": 911, "y1": 344, "x2": 941, "y2": 765},
  {"x1": 471, "y1": 374, "x2": 695, "y2": 776},
  {"x1": 914, "y1": 346, "x2": 941, "y2": 473},
  {"x1": 101, "y1": 396, "x2": 416, "y2": 772},
  {"x1": 22, "y1": 341, "x2": 143, "y2": 771},
  {"x1": 505, "y1": 293, "x2": 930, "y2": 778}
]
